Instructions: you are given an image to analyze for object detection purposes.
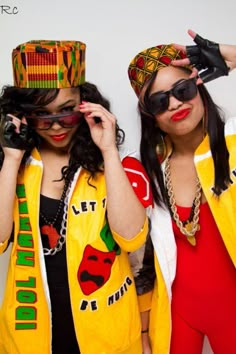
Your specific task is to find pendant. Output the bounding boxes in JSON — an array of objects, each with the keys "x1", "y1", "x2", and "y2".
[
  {"x1": 184, "y1": 221, "x2": 199, "y2": 246},
  {"x1": 185, "y1": 221, "x2": 194, "y2": 232},
  {"x1": 41, "y1": 224, "x2": 60, "y2": 249},
  {"x1": 186, "y1": 235, "x2": 196, "y2": 246}
]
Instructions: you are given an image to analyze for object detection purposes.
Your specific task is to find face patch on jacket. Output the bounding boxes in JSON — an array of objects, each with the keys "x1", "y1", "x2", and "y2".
[{"x1": 78, "y1": 245, "x2": 116, "y2": 295}]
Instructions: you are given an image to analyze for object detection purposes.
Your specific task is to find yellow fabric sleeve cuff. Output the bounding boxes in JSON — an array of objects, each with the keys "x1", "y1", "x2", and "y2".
[
  {"x1": 112, "y1": 216, "x2": 148, "y2": 252},
  {"x1": 0, "y1": 239, "x2": 10, "y2": 254},
  {"x1": 138, "y1": 290, "x2": 153, "y2": 312}
]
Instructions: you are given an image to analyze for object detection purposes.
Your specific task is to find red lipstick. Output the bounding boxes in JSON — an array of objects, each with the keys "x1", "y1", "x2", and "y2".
[
  {"x1": 50, "y1": 133, "x2": 67, "y2": 141},
  {"x1": 171, "y1": 108, "x2": 191, "y2": 122}
]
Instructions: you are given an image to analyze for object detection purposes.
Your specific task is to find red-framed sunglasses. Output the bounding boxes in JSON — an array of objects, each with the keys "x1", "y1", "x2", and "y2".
[{"x1": 26, "y1": 111, "x2": 82, "y2": 130}]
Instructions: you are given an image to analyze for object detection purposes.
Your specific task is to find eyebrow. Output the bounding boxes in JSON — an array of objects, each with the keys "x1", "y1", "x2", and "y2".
[
  {"x1": 57, "y1": 99, "x2": 77, "y2": 109},
  {"x1": 33, "y1": 99, "x2": 77, "y2": 112}
]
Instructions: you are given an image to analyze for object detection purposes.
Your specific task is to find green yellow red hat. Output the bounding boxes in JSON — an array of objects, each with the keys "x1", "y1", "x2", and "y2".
[
  {"x1": 12, "y1": 40, "x2": 86, "y2": 88},
  {"x1": 128, "y1": 44, "x2": 189, "y2": 96}
]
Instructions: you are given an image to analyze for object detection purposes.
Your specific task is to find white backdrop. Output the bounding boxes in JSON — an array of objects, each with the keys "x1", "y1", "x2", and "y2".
[{"x1": 1, "y1": 1, "x2": 235, "y2": 352}]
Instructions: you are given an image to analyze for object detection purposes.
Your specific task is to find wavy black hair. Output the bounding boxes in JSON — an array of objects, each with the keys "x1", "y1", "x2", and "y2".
[
  {"x1": 138, "y1": 69, "x2": 230, "y2": 206},
  {"x1": 0, "y1": 82, "x2": 125, "y2": 181}
]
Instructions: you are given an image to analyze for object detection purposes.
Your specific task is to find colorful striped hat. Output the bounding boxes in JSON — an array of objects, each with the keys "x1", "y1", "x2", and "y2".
[
  {"x1": 12, "y1": 40, "x2": 86, "y2": 88},
  {"x1": 128, "y1": 44, "x2": 189, "y2": 96}
]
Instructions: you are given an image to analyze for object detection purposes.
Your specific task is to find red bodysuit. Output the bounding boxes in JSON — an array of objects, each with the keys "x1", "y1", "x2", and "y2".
[{"x1": 170, "y1": 203, "x2": 236, "y2": 354}]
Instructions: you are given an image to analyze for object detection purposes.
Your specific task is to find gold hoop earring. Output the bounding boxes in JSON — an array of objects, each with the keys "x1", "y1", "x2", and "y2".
[{"x1": 156, "y1": 134, "x2": 167, "y2": 163}]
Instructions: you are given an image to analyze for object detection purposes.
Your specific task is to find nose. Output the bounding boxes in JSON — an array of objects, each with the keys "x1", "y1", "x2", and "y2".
[
  {"x1": 50, "y1": 121, "x2": 62, "y2": 130},
  {"x1": 168, "y1": 95, "x2": 183, "y2": 111}
]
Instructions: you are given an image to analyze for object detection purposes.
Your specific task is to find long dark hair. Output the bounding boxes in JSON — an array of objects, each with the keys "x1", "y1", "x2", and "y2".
[
  {"x1": 138, "y1": 70, "x2": 230, "y2": 207},
  {"x1": 0, "y1": 82, "x2": 125, "y2": 181}
]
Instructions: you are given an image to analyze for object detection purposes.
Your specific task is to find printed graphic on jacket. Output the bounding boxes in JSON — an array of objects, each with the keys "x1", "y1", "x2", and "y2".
[
  {"x1": 122, "y1": 156, "x2": 153, "y2": 208},
  {"x1": 78, "y1": 223, "x2": 120, "y2": 295},
  {"x1": 15, "y1": 184, "x2": 37, "y2": 330},
  {"x1": 78, "y1": 245, "x2": 116, "y2": 295}
]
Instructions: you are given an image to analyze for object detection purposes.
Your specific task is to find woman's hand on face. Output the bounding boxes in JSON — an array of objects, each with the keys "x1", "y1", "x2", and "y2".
[
  {"x1": 171, "y1": 29, "x2": 234, "y2": 83},
  {"x1": 184, "y1": 29, "x2": 236, "y2": 71},
  {"x1": 171, "y1": 30, "x2": 201, "y2": 82},
  {"x1": 172, "y1": 30, "x2": 198, "y2": 68},
  {"x1": 79, "y1": 102, "x2": 117, "y2": 153},
  {"x1": 0, "y1": 114, "x2": 34, "y2": 161}
]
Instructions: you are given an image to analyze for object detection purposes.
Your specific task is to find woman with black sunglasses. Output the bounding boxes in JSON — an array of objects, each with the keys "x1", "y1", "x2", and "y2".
[
  {"x1": 128, "y1": 31, "x2": 236, "y2": 354},
  {"x1": 0, "y1": 40, "x2": 153, "y2": 354}
]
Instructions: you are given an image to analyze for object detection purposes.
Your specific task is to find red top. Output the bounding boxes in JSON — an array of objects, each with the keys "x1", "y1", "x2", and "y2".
[{"x1": 171, "y1": 202, "x2": 236, "y2": 329}]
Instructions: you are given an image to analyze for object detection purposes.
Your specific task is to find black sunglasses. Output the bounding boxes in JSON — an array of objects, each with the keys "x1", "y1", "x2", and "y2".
[
  {"x1": 147, "y1": 78, "x2": 198, "y2": 115},
  {"x1": 26, "y1": 111, "x2": 82, "y2": 130}
]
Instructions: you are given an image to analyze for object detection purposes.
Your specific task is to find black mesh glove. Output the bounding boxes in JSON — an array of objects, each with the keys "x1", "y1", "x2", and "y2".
[
  {"x1": 186, "y1": 33, "x2": 229, "y2": 83},
  {"x1": 0, "y1": 115, "x2": 35, "y2": 150}
]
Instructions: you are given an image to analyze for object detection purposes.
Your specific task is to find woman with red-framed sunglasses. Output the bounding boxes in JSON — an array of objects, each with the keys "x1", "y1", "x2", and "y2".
[
  {"x1": 128, "y1": 30, "x2": 236, "y2": 354},
  {"x1": 0, "y1": 40, "x2": 154, "y2": 354}
]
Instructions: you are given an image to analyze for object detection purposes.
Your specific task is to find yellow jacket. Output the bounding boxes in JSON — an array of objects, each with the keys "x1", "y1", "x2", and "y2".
[
  {"x1": 0, "y1": 148, "x2": 148, "y2": 354},
  {"x1": 148, "y1": 117, "x2": 236, "y2": 353}
]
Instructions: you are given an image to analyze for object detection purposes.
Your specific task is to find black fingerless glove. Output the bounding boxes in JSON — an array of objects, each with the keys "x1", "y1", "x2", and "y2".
[
  {"x1": 186, "y1": 33, "x2": 229, "y2": 83},
  {"x1": 0, "y1": 115, "x2": 35, "y2": 151}
]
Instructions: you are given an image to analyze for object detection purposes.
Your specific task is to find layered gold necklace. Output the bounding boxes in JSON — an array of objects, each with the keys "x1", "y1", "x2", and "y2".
[{"x1": 164, "y1": 157, "x2": 202, "y2": 246}]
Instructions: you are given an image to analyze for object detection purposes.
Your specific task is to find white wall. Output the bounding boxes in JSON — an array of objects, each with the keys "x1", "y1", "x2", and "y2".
[{"x1": 1, "y1": 1, "x2": 235, "y2": 352}]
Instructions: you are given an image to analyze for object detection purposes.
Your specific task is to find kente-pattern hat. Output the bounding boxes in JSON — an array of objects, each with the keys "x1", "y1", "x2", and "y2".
[
  {"x1": 128, "y1": 44, "x2": 190, "y2": 96},
  {"x1": 12, "y1": 40, "x2": 86, "y2": 88}
]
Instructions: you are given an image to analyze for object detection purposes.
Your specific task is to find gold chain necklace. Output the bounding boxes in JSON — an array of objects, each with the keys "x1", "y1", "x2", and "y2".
[{"x1": 164, "y1": 157, "x2": 202, "y2": 246}]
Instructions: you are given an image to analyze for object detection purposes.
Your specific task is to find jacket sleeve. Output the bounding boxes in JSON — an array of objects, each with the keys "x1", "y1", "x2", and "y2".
[
  {"x1": 112, "y1": 216, "x2": 149, "y2": 252},
  {"x1": 128, "y1": 220, "x2": 155, "y2": 298},
  {"x1": 0, "y1": 239, "x2": 10, "y2": 254},
  {"x1": 0, "y1": 226, "x2": 14, "y2": 255},
  {"x1": 122, "y1": 156, "x2": 156, "y2": 297}
]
